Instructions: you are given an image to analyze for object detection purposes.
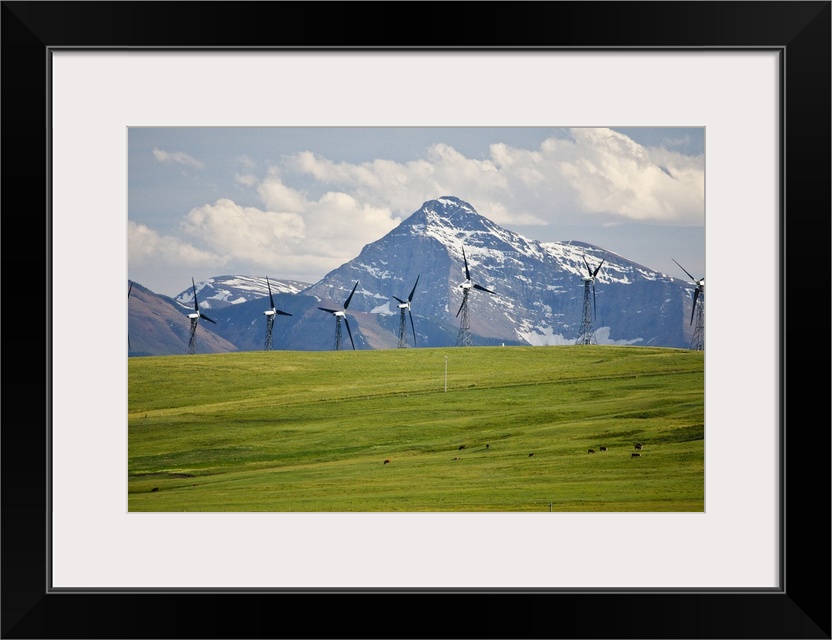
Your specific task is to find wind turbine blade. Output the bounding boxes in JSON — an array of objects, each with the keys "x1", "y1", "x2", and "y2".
[
  {"x1": 392, "y1": 296, "x2": 406, "y2": 305},
  {"x1": 473, "y1": 283, "x2": 494, "y2": 294},
  {"x1": 128, "y1": 282, "x2": 132, "y2": 297},
  {"x1": 344, "y1": 281, "x2": 359, "y2": 310},
  {"x1": 456, "y1": 299, "x2": 465, "y2": 317},
  {"x1": 191, "y1": 278, "x2": 201, "y2": 312},
  {"x1": 592, "y1": 259, "x2": 605, "y2": 278},
  {"x1": 583, "y1": 256, "x2": 592, "y2": 276},
  {"x1": 276, "y1": 310, "x2": 292, "y2": 316},
  {"x1": 408, "y1": 275, "x2": 420, "y2": 302},
  {"x1": 267, "y1": 277, "x2": 275, "y2": 308},
  {"x1": 318, "y1": 307, "x2": 338, "y2": 314},
  {"x1": 408, "y1": 309, "x2": 417, "y2": 347},
  {"x1": 344, "y1": 316, "x2": 355, "y2": 350},
  {"x1": 690, "y1": 289, "x2": 700, "y2": 325},
  {"x1": 462, "y1": 247, "x2": 471, "y2": 281},
  {"x1": 200, "y1": 313, "x2": 217, "y2": 324},
  {"x1": 672, "y1": 258, "x2": 696, "y2": 283}
]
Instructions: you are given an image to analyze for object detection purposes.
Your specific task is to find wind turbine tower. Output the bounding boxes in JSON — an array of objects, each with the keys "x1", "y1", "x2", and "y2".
[
  {"x1": 455, "y1": 246, "x2": 494, "y2": 347},
  {"x1": 187, "y1": 277, "x2": 217, "y2": 354},
  {"x1": 393, "y1": 275, "x2": 420, "y2": 348},
  {"x1": 673, "y1": 259, "x2": 704, "y2": 351},
  {"x1": 263, "y1": 276, "x2": 292, "y2": 351},
  {"x1": 575, "y1": 255, "x2": 605, "y2": 345}
]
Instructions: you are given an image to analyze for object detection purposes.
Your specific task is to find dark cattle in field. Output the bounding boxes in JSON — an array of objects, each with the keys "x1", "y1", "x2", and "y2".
[
  {"x1": 599, "y1": 446, "x2": 607, "y2": 452},
  {"x1": 485, "y1": 444, "x2": 490, "y2": 449},
  {"x1": 458, "y1": 445, "x2": 465, "y2": 450},
  {"x1": 587, "y1": 449, "x2": 595, "y2": 454},
  {"x1": 632, "y1": 453, "x2": 641, "y2": 458},
  {"x1": 150, "y1": 487, "x2": 159, "y2": 492},
  {"x1": 452, "y1": 456, "x2": 461, "y2": 461},
  {"x1": 528, "y1": 453, "x2": 534, "y2": 457},
  {"x1": 383, "y1": 459, "x2": 391, "y2": 465},
  {"x1": 635, "y1": 443, "x2": 644, "y2": 450}
]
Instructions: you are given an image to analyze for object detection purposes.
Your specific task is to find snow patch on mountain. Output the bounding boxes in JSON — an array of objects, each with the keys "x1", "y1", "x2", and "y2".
[
  {"x1": 357, "y1": 262, "x2": 394, "y2": 280},
  {"x1": 593, "y1": 327, "x2": 644, "y2": 346},
  {"x1": 516, "y1": 325, "x2": 573, "y2": 346},
  {"x1": 371, "y1": 302, "x2": 395, "y2": 315},
  {"x1": 175, "y1": 275, "x2": 311, "y2": 310}
]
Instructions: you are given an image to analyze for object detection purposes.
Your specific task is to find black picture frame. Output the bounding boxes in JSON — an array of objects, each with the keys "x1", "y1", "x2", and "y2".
[{"x1": 3, "y1": 2, "x2": 829, "y2": 638}]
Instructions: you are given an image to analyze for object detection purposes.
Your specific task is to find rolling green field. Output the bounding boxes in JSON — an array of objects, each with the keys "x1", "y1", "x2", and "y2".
[{"x1": 128, "y1": 345, "x2": 704, "y2": 512}]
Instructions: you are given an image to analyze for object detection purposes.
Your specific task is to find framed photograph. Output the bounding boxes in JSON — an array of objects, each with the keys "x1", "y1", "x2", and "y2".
[{"x1": 5, "y1": 2, "x2": 829, "y2": 638}]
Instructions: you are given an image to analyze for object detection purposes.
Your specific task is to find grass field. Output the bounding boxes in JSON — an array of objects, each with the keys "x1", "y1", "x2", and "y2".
[{"x1": 128, "y1": 344, "x2": 704, "y2": 512}]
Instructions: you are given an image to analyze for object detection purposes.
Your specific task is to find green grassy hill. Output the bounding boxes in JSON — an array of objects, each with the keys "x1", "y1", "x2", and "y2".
[{"x1": 128, "y1": 345, "x2": 704, "y2": 512}]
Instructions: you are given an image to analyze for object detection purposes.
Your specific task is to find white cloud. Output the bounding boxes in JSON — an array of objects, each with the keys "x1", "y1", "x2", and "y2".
[
  {"x1": 152, "y1": 147, "x2": 204, "y2": 169},
  {"x1": 129, "y1": 221, "x2": 222, "y2": 266},
  {"x1": 558, "y1": 128, "x2": 704, "y2": 222},
  {"x1": 182, "y1": 199, "x2": 306, "y2": 260},
  {"x1": 257, "y1": 175, "x2": 402, "y2": 261},
  {"x1": 128, "y1": 221, "x2": 229, "y2": 293},
  {"x1": 257, "y1": 175, "x2": 307, "y2": 213},
  {"x1": 235, "y1": 173, "x2": 258, "y2": 187},
  {"x1": 278, "y1": 129, "x2": 703, "y2": 229}
]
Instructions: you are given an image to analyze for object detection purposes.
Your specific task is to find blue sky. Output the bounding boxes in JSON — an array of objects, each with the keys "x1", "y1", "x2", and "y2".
[{"x1": 128, "y1": 126, "x2": 705, "y2": 297}]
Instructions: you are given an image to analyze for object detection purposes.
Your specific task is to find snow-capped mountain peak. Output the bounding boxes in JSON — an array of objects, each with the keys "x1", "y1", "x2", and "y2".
[{"x1": 296, "y1": 197, "x2": 696, "y2": 348}]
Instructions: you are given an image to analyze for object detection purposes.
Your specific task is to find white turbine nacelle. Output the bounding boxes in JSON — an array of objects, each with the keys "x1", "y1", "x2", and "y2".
[
  {"x1": 582, "y1": 276, "x2": 594, "y2": 283},
  {"x1": 188, "y1": 312, "x2": 199, "y2": 320},
  {"x1": 459, "y1": 281, "x2": 472, "y2": 291},
  {"x1": 264, "y1": 309, "x2": 276, "y2": 317},
  {"x1": 398, "y1": 301, "x2": 410, "y2": 310},
  {"x1": 334, "y1": 310, "x2": 346, "y2": 318}
]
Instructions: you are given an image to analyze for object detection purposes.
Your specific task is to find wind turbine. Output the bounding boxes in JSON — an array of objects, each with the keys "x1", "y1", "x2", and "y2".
[
  {"x1": 263, "y1": 276, "x2": 292, "y2": 351},
  {"x1": 187, "y1": 277, "x2": 217, "y2": 355},
  {"x1": 672, "y1": 258, "x2": 704, "y2": 351},
  {"x1": 318, "y1": 281, "x2": 358, "y2": 351},
  {"x1": 575, "y1": 255, "x2": 605, "y2": 345},
  {"x1": 128, "y1": 281, "x2": 132, "y2": 353},
  {"x1": 392, "y1": 275, "x2": 419, "y2": 348},
  {"x1": 455, "y1": 246, "x2": 494, "y2": 347}
]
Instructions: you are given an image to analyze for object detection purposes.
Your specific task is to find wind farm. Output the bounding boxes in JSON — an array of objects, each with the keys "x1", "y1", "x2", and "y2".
[{"x1": 128, "y1": 197, "x2": 704, "y2": 355}]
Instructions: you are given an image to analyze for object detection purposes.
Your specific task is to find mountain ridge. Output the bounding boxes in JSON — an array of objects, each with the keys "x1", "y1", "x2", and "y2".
[{"x1": 129, "y1": 196, "x2": 700, "y2": 355}]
